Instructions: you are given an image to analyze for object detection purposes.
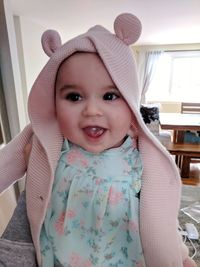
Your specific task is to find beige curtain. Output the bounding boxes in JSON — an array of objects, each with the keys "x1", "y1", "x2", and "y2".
[{"x1": 137, "y1": 50, "x2": 163, "y2": 104}]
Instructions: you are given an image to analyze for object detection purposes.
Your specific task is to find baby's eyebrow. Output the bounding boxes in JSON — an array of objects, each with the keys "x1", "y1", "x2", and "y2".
[
  {"x1": 106, "y1": 85, "x2": 119, "y2": 91},
  {"x1": 106, "y1": 86, "x2": 122, "y2": 95},
  {"x1": 58, "y1": 84, "x2": 77, "y2": 92}
]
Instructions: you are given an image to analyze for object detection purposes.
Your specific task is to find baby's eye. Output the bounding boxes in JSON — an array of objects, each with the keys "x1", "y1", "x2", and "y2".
[
  {"x1": 65, "y1": 93, "x2": 82, "y2": 102},
  {"x1": 103, "y1": 92, "x2": 119, "y2": 101}
]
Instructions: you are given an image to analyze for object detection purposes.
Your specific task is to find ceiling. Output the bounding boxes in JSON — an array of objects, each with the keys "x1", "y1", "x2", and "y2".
[{"x1": 10, "y1": 0, "x2": 200, "y2": 45}]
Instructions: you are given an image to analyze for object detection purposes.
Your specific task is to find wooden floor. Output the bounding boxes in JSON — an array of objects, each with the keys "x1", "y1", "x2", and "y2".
[{"x1": 181, "y1": 163, "x2": 200, "y2": 186}]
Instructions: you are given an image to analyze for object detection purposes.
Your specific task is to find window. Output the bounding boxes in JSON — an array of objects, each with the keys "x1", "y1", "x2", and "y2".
[{"x1": 146, "y1": 51, "x2": 200, "y2": 102}]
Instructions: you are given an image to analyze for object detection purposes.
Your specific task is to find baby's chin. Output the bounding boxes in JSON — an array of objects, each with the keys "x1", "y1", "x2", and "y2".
[
  {"x1": 73, "y1": 141, "x2": 125, "y2": 155},
  {"x1": 65, "y1": 135, "x2": 127, "y2": 154},
  {"x1": 78, "y1": 144, "x2": 108, "y2": 154}
]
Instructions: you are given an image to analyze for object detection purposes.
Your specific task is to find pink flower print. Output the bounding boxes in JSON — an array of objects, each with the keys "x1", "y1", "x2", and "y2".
[
  {"x1": 120, "y1": 220, "x2": 138, "y2": 232},
  {"x1": 83, "y1": 260, "x2": 92, "y2": 267},
  {"x1": 66, "y1": 150, "x2": 79, "y2": 164},
  {"x1": 66, "y1": 209, "x2": 76, "y2": 219},
  {"x1": 80, "y1": 158, "x2": 88, "y2": 168},
  {"x1": 66, "y1": 149, "x2": 88, "y2": 167},
  {"x1": 69, "y1": 252, "x2": 92, "y2": 267},
  {"x1": 108, "y1": 186, "x2": 123, "y2": 205},
  {"x1": 129, "y1": 219, "x2": 138, "y2": 232},
  {"x1": 69, "y1": 252, "x2": 81, "y2": 267},
  {"x1": 97, "y1": 187, "x2": 104, "y2": 194},
  {"x1": 95, "y1": 177, "x2": 103, "y2": 185},
  {"x1": 95, "y1": 214, "x2": 103, "y2": 229},
  {"x1": 55, "y1": 212, "x2": 65, "y2": 235},
  {"x1": 136, "y1": 261, "x2": 144, "y2": 267}
]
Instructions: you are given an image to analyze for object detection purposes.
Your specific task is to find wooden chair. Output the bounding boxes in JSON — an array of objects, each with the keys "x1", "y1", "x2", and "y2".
[
  {"x1": 181, "y1": 103, "x2": 200, "y2": 146},
  {"x1": 181, "y1": 102, "x2": 200, "y2": 114},
  {"x1": 164, "y1": 142, "x2": 200, "y2": 178},
  {"x1": 180, "y1": 102, "x2": 200, "y2": 176}
]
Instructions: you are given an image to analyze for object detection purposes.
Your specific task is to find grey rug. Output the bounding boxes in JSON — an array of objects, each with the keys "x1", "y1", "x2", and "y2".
[{"x1": 179, "y1": 185, "x2": 200, "y2": 266}]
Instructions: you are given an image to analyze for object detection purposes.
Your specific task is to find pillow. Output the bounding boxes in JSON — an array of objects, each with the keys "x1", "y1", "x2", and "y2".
[{"x1": 184, "y1": 131, "x2": 200, "y2": 144}]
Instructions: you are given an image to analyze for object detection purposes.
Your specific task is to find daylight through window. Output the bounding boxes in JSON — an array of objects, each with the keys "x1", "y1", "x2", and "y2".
[{"x1": 146, "y1": 51, "x2": 200, "y2": 103}]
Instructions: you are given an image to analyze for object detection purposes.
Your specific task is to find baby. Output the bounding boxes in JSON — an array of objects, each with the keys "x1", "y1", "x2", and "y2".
[{"x1": 0, "y1": 13, "x2": 197, "y2": 267}]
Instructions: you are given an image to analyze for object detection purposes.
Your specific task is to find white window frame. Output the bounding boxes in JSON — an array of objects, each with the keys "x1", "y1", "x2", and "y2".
[{"x1": 146, "y1": 50, "x2": 200, "y2": 103}]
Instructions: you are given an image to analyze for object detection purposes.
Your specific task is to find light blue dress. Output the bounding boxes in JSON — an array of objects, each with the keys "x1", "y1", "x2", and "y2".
[{"x1": 40, "y1": 137, "x2": 145, "y2": 267}]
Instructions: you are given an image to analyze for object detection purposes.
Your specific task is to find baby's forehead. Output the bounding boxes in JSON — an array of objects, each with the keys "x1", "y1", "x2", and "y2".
[
  {"x1": 58, "y1": 52, "x2": 102, "y2": 68},
  {"x1": 55, "y1": 51, "x2": 116, "y2": 88}
]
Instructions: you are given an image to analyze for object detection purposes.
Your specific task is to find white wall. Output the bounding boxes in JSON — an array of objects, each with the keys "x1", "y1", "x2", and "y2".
[
  {"x1": 0, "y1": 0, "x2": 27, "y2": 135},
  {"x1": 18, "y1": 17, "x2": 48, "y2": 93},
  {"x1": 0, "y1": 0, "x2": 21, "y2": 234}
]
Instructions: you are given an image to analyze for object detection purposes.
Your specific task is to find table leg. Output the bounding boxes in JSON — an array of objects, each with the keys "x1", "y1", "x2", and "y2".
[{"x1": 180, "y1": 156, "x2": 191, "y2": 178}]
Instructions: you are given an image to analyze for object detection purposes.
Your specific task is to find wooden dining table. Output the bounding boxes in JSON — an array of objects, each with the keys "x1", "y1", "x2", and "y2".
[
  {"x1": 159, "y1": 112, "x2": 200, "y2": 178},
  {"x1": 159, "y1": 112, "x2": 200, "y2": 143},
  {"x1": 159, "y1": 112, "x2": 200, "y2": 131}
]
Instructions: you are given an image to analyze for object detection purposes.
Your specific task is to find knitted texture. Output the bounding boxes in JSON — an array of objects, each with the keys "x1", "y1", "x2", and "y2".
[{"x1": 0, "y1": 13, "x2": 196, "y2": 267}]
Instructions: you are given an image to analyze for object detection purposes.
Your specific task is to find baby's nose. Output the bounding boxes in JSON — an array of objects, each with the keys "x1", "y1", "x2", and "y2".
[{"x1": 82, "y1": 99, "x2": 103, "y2": 117}]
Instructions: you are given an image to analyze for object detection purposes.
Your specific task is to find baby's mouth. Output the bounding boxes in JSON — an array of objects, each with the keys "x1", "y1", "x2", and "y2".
[{"x1": 83, "y1": 126, "x2": 106, "y2": 138}]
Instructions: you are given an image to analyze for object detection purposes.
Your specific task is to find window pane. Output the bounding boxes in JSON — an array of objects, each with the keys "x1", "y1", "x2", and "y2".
[
  {"x1": 146, "y1": 51, "x2": 200, "y2": 103},
  {"x1": 171, "y1": 57, "x2": 200, "y2": 102}
]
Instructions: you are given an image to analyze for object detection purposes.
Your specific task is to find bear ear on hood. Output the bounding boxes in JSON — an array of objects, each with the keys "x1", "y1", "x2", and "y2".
[
  {"x1": 114, "y1": 13, "x2": 142, "y2": 45},
  {"x1": 41, "y1": 30, "x2": 62, "y2": 57}
]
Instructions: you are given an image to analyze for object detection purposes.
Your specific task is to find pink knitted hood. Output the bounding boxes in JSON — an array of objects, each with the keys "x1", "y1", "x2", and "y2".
[
  {"x1": 27, "y1": 13, "x2": 184, "y2": 265},
  {"x1": 28, "y1": 14, "x2": 142, "y2": 131}
]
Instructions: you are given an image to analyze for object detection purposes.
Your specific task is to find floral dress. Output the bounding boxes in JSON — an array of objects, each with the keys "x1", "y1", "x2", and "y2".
[{"x1": 40, "y1": 137, "x2": 145, "y2": 267}]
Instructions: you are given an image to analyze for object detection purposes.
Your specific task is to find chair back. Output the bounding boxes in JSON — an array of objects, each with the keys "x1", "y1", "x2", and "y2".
[
  {"x1": 181, "y1": 102, "x2": 200, "y2": 114},
  {"x1": 181, "y1": 102, "x2": 200, "y2": 145}
]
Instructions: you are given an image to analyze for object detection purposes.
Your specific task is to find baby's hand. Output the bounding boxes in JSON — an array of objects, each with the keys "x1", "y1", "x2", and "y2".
[
  {"x1": 183, "y1": 257, "x2": 197, "y2": 267},
  {"x1": 24, "y1": 143, "x2": 32, "y2": 165}
]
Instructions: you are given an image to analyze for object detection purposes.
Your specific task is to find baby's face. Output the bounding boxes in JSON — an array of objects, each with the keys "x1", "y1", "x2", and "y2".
[{"x1": 55, "y1": 52, "x2": 133, "y2": 153}]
